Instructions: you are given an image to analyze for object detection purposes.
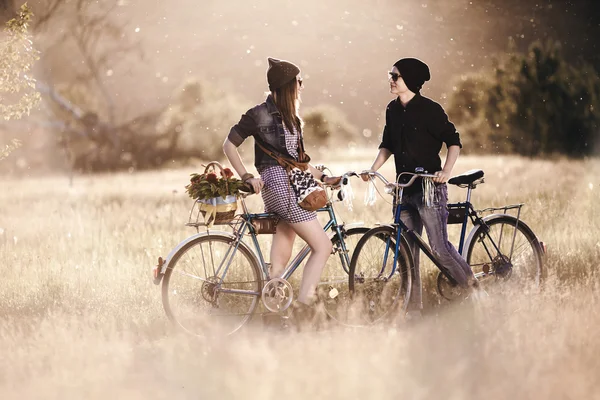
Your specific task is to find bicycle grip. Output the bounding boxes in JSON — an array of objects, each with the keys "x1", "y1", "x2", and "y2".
[{"x1": 239, "y1": 182, "x2": 255, "y2": 194}]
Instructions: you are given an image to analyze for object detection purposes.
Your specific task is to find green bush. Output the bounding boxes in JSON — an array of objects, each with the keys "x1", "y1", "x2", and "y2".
[{"x1": 447, "y1": 39, "x2": 600, "y2": 157}]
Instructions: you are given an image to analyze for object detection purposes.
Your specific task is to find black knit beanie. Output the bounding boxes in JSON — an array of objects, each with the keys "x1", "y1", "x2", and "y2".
[
  {"x1": 393, "y1": 58, "x2": 431, "y2": 93},
  {"x1": 266, "y1": 57, "x2": 300, "y2": 91}
]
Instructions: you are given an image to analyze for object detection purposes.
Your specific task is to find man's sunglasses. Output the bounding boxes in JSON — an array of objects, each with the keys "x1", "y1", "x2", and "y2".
[{"x1": 388, "y1": 72, "x2": 401, "y2": 82}]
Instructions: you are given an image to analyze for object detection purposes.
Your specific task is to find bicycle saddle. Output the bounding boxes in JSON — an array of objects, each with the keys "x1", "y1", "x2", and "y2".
[{"x1": 448, "y1": 169, "x2": 484, "y2": 186}]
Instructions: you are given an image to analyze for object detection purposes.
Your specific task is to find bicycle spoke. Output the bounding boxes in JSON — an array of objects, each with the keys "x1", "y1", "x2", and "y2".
[
  {"x1": 319, "y1": 228, "x2": 369, "y2": 326},
  {"x1": 172, "y1": 269, "x2": 208, "y2": 282},
  {"x1": 162, "y1": 235, "x2": 261, "y2": 336},
  {"x1": 466, "y1": 216, "x2": 543, "y2": 290},
  {"x1": 348, "y1": 227, "x2": 410, "y2": 326}
]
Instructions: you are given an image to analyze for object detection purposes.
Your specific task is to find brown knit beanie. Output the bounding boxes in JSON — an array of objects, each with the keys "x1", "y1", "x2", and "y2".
[{"x1": 266, "y1": 57, "x2": 300, "y2": 91}]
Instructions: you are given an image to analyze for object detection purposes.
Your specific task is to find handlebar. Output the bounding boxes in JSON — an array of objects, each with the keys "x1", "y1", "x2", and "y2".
[
  {"x1": 360, "y1": 170, "x2": 437, "y2": 191},
  {"x1": 238, "y1": 169, "x2": 360, "y2": 198},
  {"x1": 339, "y1": 170, "x2": 359, "y2": 186}
]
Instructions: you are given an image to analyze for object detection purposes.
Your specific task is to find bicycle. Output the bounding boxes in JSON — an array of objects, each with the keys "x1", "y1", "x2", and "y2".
[
  {"x1": 347, "y1": 169, "x2": 546, "y2": 325},
  {"x1": 152, "y1": 169, "x2": 369, "y2": 336}
]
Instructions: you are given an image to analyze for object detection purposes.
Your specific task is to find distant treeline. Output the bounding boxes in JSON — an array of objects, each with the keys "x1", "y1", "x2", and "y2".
[{"x1": 448, "y1": 39, "x2": 599, "y2": 157}]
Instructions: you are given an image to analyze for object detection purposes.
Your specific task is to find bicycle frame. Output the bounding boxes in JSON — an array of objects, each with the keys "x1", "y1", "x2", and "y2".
[
  {"x1": 205, "y1": 194, "x2": 360, "y2": 289},
  {"x1": 387, "y1": 181, "x2": 525, "y2": 285},
  {"x1": 389, "y1": 187, "x2": 462, "y2": 285}
]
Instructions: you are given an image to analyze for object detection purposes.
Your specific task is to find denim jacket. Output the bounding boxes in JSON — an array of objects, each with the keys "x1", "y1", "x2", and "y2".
[{"x1": 227, "y1": 95, "x2": 302, "y2": 170}]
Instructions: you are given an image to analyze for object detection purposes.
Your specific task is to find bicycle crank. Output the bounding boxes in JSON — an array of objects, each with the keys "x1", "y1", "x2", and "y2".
[
  {"x1": 261, "y1": 278, "x2": 294, "y2": 313},
  {"x1": 436, "y1": 272, "x2": 465, "y2": 301}
]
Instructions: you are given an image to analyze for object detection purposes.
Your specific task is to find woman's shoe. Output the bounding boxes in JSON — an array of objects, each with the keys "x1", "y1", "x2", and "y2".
[{"x1": 289, "y1": 301, "x2": 317, "y2": 331}]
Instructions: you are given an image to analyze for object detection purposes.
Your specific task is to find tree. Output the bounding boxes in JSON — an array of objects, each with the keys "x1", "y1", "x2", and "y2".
[
  {"x1": 448, "y1": 39, "x2": 600, "y2": 157},
  {"x1": 0, "y1": 2, "x2": 41, "y2": 160},
  {"x1": 302, "y1": 105, "x2": 360, "y2": 149},
  {"x1": 19, "y1": 0, "x2": 242, "y2": 172}
]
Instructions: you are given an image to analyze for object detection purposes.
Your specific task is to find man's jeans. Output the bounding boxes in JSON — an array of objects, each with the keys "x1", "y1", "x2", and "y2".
[{"x1": 397, "y1": 184, "x2": 474, "y2": 310}]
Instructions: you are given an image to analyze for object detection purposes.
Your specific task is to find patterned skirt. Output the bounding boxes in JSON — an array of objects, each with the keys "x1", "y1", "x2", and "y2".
[{"x1": 259, "y1": 165, "x2": 317, "y2": 224}]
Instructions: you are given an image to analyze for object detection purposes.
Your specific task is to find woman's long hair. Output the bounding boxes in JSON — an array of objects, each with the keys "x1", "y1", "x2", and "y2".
[{"x1": 273, "y1": 78, "x2": 303, "y2": 134}]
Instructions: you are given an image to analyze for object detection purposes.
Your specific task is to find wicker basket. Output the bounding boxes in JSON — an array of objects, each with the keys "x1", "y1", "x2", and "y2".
[
  {"x1": 193, "y1": 161, "x2": 239, "y2": 227},
  {"x1": 198, "y1": 195, "x2": 237, "y2": 226}
]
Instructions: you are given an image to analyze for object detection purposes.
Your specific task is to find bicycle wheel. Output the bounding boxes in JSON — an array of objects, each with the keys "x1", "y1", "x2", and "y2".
[
  {"x1": 317, "y1": 227, "x2": 369, "y2": 325},
  {"x1": 347, "y1": 225, "x2": 413, "y2": 326},
  {"x1": 162, "y1": 234, "x2": 263, "y2": 336},
  {"x1": 465, "y1": 215, "x2": 544, "y2": 290}
]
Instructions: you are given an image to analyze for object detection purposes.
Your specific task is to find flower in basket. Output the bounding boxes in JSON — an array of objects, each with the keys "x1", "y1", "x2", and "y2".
[
  {"x1": 206, "y1": 172, "x2": 219, "y2": 184},
  {"x1": 184, "y1": 167, "x2": 245, "y2": 201},
  {"x1": 221, "y1": 167, "x2": 234, "y2": 179}
]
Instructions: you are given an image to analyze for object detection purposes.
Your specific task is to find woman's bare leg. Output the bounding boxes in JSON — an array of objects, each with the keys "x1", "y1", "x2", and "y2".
[
  {"x1": 288, "y1": 218, "x2": 332, "y2": 305},
  {"x1": 269, "y1": 220, "x2": 296, "y2": 279}
]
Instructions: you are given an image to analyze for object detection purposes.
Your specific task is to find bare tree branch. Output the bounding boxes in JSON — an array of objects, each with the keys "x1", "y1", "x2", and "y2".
[
  {"x1": 36, "y1": 81, "x2": 84, "y2": 120},
  {"x1": 31, "y1": 0, "x2": 65, "y2": 33}
]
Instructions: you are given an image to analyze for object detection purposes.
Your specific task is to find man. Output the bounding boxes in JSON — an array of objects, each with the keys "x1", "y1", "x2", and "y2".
[{"x1": 362, "y1": 57, "x2": 480, "y2": 319}]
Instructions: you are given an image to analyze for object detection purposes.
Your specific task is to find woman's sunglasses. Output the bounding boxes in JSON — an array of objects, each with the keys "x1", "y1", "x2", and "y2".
[
  {"x1": 388, "y1": 72, "x2": 401, "y2": 82},
  {"x1": 297, "y1": 78, "x2": 303, "y2": 87}
]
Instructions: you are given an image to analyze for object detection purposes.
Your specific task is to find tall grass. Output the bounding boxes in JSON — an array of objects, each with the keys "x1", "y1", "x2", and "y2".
[{"x1": 1, "y1": 152, "x2": 599, "y2": 399}]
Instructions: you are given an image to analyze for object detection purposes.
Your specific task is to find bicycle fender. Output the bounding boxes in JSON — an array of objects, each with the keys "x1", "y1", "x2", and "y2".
[
  {"x1": 374, "y1": 223, "x2": 395, "y2": 229},
  {"x1": 345, "y1": 222, "x2": 365, "y2": 229},
  {"x1": 159, "y1": 231, "x2": 257, "y2": 275},
  {"x1": 461, "y1": 213, "x2": 539, "y2": 258}
]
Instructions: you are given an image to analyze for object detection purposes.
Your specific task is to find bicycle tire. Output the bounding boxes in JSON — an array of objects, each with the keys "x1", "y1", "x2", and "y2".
[
  {"x1": 464, "y1": 214, "x2": 545, "y2": 290},
  {"x1": 162, "y1": 234, "x2": 263, "y2": 336},
  {"x1": 347, "y1": 225, "x2": 413, "y2": 325},
  {"x1": 318, "y1": 227, "x2": 369, "y2": 325}
]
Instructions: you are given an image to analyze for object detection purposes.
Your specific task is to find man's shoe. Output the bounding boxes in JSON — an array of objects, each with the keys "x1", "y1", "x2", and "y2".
[
  {"x1": 468, "y1": 287, "x2": 490, "y2": 303},
  {"x1": 404, "y1": 309, "x2": 423, "y2": 325}
]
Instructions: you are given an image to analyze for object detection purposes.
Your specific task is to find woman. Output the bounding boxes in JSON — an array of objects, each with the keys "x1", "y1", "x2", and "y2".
[{"x1": 223, "y1": 57, "x2": 339, "y2": 318}]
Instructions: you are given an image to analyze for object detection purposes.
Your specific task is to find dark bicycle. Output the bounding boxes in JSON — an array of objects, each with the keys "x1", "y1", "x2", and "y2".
[{"x1": 347, "y1": 169, "x2": 546, "y2": 325}]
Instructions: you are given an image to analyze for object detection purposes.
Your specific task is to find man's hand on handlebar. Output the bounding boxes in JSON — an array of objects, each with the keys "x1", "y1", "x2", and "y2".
[{"x1": 433, "y1": 169, "x2": 451, "y2": 184}]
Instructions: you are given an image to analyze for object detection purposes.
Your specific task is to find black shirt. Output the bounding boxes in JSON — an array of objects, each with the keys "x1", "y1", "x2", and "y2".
[{"x1": 378, "y1": 93, "x2": 462, "y2": 195}]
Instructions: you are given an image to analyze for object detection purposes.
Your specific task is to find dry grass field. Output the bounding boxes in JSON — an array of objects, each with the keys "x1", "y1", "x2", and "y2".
[{"x1": 1, "y1": 151, "x2": 599, "y2": 399}]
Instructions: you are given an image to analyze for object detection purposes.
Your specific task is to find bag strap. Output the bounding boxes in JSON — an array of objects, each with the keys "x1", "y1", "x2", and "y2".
[
  {"x1": 296, "y1": 125, "x2": 305, "y2": 162},
  {"x1": 254, "y1": 132, "x2": 310, "y2": 171}
]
